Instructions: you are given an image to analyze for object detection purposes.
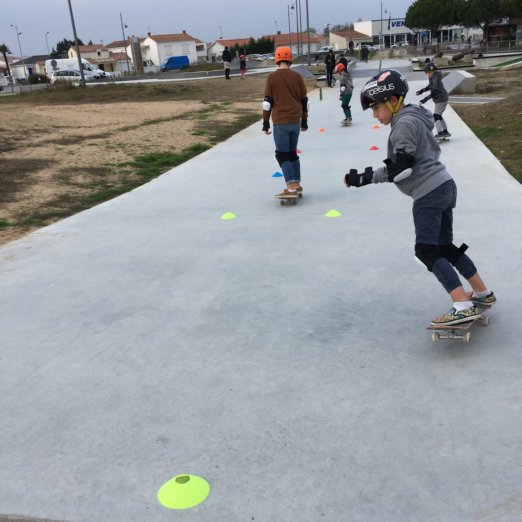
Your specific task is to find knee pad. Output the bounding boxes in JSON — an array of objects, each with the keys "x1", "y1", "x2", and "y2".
[
  {"x1": 275, "y1": 151, "x2": 291, "y2": 166},
  {"x1": 415, "y1": 243, "x2": 442, "y2": 272},
  {"x1": 440, "y1": 243, "x2": 468, "y2": 264},
  {"x1": 289, "y1": 150, "x2": 299, "y2": 162},
  {"x1": 433, "y1": 113, "x2": 443, "y2": 121}
]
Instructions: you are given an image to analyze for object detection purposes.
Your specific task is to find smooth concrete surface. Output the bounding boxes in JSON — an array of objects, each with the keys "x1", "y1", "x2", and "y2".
[{"x1": 1, "y1": 59, "x2": 521, "y2": 522}]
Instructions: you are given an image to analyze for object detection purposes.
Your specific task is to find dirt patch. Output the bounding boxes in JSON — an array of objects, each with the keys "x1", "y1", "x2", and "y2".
[{"x1": 0, "y1": 69, "x2": 519, "y2": 245}]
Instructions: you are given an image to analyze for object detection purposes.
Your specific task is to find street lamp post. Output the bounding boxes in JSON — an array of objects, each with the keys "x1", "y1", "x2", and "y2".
[
  {"x1": 218, "y1": 26, "x2": 223, "y2": 39},
  {"x1": 10, "y1": 24, "x2": 26, "y2": 81},
  {"x1": 66, "y1": 0, "x2": 86, "y2": 87},
  {"x1": 274, "y1": 20, "x2": 278, "y2": 34},
  {"x1": 305, "y1": 0, "x2": 311, "y2": 65},
  {"x1": 295, "y1": 0, "x2": 303, "y2": 54},
  {"x1": 120, "y1": 13, "x2": 131, "y2": 75},
  {"x1": 45, "y1": 31, "x2": 50, "y2": 55},
  {"x1": 287, "y1": 4, "x2": 294, "y2": 49},
  {"x1": 380, "y1": 2, "x2": 383, "y2": 49}
]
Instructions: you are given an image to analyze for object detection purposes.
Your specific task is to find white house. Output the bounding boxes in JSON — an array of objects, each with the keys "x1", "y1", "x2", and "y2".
[
  {"x1": 207, "y1": 38, "x2": 252, "y2": 62},
  {"x1": 140, "y1": 31, "x2": 206, "y2": 66}
]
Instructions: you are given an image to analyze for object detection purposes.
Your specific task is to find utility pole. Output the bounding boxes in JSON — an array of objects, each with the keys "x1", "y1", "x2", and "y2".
[
  {"x1": 66, "y1": 0, "x2": 85, "y2": 86},
  {"x1": 9, "y1": 25, "x2": 26, "y2": 80},
  {"x1": 304, "y1": 0, "x2": 311, "y2": 64},
  {"x1": 120, "y1": 13, "x2": 131, "y2": 75}
]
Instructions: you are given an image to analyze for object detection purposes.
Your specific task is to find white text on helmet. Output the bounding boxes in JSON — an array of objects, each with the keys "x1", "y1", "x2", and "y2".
[{"x1": 366, "y1": 83, "x2": 395, "y2": 97}]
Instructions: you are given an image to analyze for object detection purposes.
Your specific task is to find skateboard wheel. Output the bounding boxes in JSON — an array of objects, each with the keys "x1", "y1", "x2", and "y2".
[
  {"x1": 463, "y1": 332, "x2": 471, "y2": 342},
  {"x1": 298, "y1": 193, "x2": 303, "y2": 198},
  {"x1": 432, "y1": 332, "x2": 440, "y2": 342}
]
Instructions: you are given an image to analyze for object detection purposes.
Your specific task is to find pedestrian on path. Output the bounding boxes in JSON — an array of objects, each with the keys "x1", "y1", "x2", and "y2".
[
  {"x1": 222, "y1": 46, "x2": 231, "y2": 80},
  {"x1": 262, "y1": 46, "x2": 309, "y2": 200},
  {"x1": 325, "y1": 49, "x2": 336, "y2": 87},
  {"x1": 336, "y1": 63, "x2": 353, "y2": 126},
  {"x1": 239, "y1": 53, "x2": 246, "y2": 79},
  {"x1": 344, "y1": 69, "x2": 496, "y2": 326},
  {"x1": 416, "y1": 62, "x2": 451, "y2": 140}
]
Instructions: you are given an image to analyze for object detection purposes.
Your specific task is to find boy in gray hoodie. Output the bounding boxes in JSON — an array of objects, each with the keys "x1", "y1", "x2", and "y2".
[
  {"x1": 344, "y1": 69, "x2": 496, "y2": 326},
  {"x1": 416, "y1": 62, "x2": 451, "y2": 140}
]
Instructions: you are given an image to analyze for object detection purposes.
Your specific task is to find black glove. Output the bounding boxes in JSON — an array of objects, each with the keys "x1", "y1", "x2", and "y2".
[
  {"x1": 420, "y1": 97, "x2": 430, "y2": 104},
  {"x1": 415, "y1": 90, "x2": 421, "y2": 96},
  {"x1": 301, "y1": 118, "x2": 308, "y2": 130},
  {"x1": 344, "y1": 167, "x2": 373, "y2": 187},
  {"x1": 262, "y1": 120, "x2": 270, "y2": 132}
]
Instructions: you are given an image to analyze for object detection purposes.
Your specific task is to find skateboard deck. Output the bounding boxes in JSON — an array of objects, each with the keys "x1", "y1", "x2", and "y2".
[
  {"x1": 427, "y1": 313, "x2": 489, "y2": 342},
  {"x1": 436, "y1": 136, "x2": 450, "y2": 142},
  {"x1": 276, "y1": 192, "x2": 302, "y2": 205}
]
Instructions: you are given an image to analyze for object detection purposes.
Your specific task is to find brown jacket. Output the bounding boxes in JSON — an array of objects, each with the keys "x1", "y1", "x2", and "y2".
[{"x1": 263, "y1": 69, "x2": 307, "y2": 125}]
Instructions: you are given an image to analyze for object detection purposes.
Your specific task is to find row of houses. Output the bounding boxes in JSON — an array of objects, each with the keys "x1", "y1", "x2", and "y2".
[
  {"x1": 4, "y1": 17, "x2": 514, "y2": 80},
  {"x1": 2, "y1": 28, "x2": 371, "y2": 80}
]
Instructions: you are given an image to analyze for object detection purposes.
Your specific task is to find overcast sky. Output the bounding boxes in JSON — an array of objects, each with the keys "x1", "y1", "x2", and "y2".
[{"x1": 3, "y1": 0, "x2": 414, "y2": 57}]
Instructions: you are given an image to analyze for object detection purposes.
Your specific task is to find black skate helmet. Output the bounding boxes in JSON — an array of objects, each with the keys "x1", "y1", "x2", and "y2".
[
  {"x1": 360, "y1": 69, "x2": 409, "y2": 112},
  {"x1": 424, "y1": 62, "x2": 437, "y2": 72}
]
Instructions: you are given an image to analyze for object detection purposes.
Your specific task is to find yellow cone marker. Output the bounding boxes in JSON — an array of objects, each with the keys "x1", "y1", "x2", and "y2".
[
  {"x1": 158, "y1": 474, "x2": 210, "y2": 510},
  {"x1": 325, "y1": 209, "x2": 342, "y2": 218},
  {"x1": 220, "y1": 212, "x2": 237, "y2": 220}
]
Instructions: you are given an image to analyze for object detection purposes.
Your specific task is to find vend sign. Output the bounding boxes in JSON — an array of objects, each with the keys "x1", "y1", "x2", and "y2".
[{"x1": 391, "y1": 20, "x2": 405, "y2": 28}]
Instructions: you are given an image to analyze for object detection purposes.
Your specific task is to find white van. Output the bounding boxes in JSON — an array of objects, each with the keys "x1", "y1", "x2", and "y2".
[{"x1": 45, "y1": 58, "x2": 105, "y2": 79}]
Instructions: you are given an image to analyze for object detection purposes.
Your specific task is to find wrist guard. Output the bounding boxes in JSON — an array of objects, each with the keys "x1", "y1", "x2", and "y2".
[
  {"x1": 262, "y1": 120, "x2": 270, "y2": 132},
  {"x1": 344, "y1": 167, "x2": 373, "y2": 187},
  {"x1": 301, "y1": 118, "x2": 308, "y2": 130}
]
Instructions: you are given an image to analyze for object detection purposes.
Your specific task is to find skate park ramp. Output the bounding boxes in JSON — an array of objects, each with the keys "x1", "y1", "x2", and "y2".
[{"x1": 1, "y1": 59, "x2": 521, "y2": 522}]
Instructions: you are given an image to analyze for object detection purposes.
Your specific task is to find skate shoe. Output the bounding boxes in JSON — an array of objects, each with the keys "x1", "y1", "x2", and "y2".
[
  {"x1": 295, "y1": 185, "x2": 303, "y2": 196},
  {"x1": 431, "y1": 305, "x2": 481, "y2": 326},
  {"x1": 275, "y1": 189, "x2": 298, "y2": 199},
  {"x1": 469, "y1": 291, "x2": 496, "y2": 306},
  {"x1": 442, "y1": 130, "x2": 451, "y2": 137}
]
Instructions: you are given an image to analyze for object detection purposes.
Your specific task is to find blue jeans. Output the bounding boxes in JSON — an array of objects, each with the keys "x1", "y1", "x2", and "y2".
[
  {"x1": 413, "y1": 180, "x2": 476, "y2": 293},
  {"x1": 273, "y1": 123, "x2": 301, "y2": 184}
]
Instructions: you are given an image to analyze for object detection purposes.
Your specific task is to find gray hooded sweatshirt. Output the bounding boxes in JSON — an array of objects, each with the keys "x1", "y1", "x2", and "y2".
[{"x1": 373, "y1": 104, "x2": 452, "y2": 200}]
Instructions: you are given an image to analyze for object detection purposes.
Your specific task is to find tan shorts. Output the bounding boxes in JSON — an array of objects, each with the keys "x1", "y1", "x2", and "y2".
[{"x1": 224, "y1": 62, "x2": 231, "y2": 70}]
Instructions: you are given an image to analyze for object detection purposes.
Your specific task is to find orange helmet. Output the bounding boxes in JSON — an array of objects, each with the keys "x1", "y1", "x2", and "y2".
[
  {"x1": 275, "y1": 46, "x2": 293, "y2": 63},
  {"x1": 335, "y1": 63, "x2": 345, "y2": 73}
]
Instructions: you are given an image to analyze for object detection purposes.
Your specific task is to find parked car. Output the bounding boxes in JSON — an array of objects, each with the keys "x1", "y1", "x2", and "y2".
[
  {"x1": 160, "y1": 55, "x2": 190, "y2": 71},
  {"x1": 391, "y1": 41, "x2": 409, "y2": 49},
  {"x1": 246, "y1": 54, "x2": 264, "y2": 61},
  {"x1": 50, "y1": 69, "x2": 99, "y2": 85},
  {"x1": 318, "y1": 46, "x2": 334, "y2": 53}
]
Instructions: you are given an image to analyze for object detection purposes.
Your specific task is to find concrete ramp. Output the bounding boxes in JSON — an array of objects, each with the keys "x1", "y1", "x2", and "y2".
[{"x1": 443, "y1": 70, "x2": 477, "y2": 94}]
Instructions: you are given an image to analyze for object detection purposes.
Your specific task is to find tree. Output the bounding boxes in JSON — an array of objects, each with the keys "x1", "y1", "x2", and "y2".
[
  {"x1": 244, "y1": 37, "x2": 274, "y2": 54},
  {"x1": 460, "y1": 0, "x2": 512, "y2": 41},
  {"x1": 55, "y1": 37, "x2": 84, "y2": 55},
  {"x1": 406, "y1": 0, "x2": 465, "y2": 42},
  {"x1": 331, "y1": 22, "x2": 355, "y2": 32},
  {"x1": 0, "y1": 43, "x2": 12, "y2": 77}
]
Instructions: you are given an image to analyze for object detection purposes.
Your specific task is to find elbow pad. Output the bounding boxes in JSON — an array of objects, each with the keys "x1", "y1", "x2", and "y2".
[
  {"x1": 263, "y1": 96, "x2": 273, "y2": 112},
  {"x1": 383, "y1": 151, "x2": 415, "y2": 182},
  {"x1": 301, "y1": 97, "x2": 309, "y2": 113}
]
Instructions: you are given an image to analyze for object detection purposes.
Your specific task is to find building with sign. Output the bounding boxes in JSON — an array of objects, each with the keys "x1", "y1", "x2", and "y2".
[{"x1": 355, "y1": 18, "x2": 414, "y2": 48}]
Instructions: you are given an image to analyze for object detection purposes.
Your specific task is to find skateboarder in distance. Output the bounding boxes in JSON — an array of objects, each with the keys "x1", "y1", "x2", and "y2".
[
  {"x1": 262, "y1": 46, "x2": 308, "y2": 200},
  {"x1": 416, "y1": 62, "x2": 451, "y2": 141},
  {"x1": 344, "y1": 69, "x2": 496, "y2": 326},
  {"x1": 336, "y1": 63, "x2": 354, "y2": 126}
]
